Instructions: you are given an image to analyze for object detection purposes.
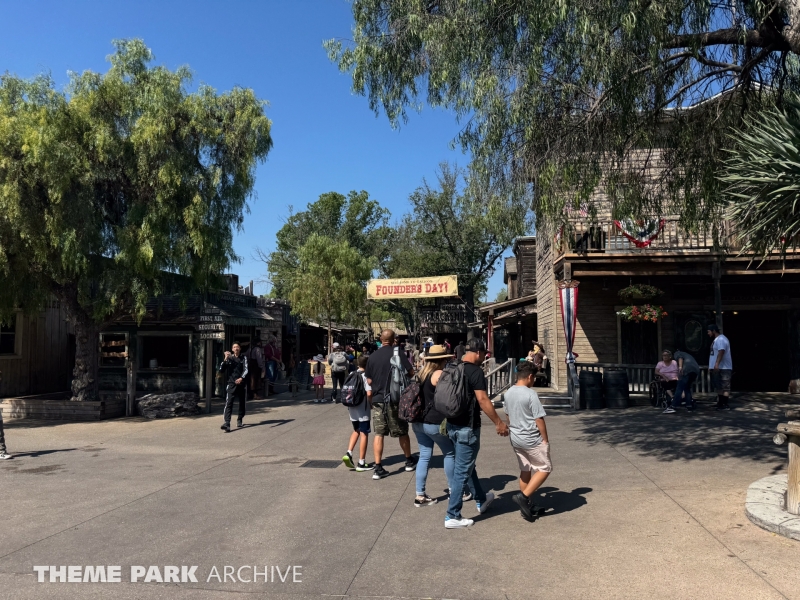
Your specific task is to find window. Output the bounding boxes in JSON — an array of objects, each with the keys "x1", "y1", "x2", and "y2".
[
  {"x1": 0, "y1": 316, "x2": 18, "y2": 355},
  {"x1": 683, "y1": 320, "x2": 703, "y2": 352},
  {"x1": 140, "y1": 334, "x2": 192, "y2": 370},
  {"x1": 100, "y1": 332, "x2": 129, "y2": 367}
]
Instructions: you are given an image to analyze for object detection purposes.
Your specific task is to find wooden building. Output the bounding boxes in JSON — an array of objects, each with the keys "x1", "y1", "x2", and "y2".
[
  {"x1": 0, "y1": 299, "x2": 74, "y2": 397},
  {"x1": 480, "y1": 237, "x2": 538, "y2": 365},
  {"x1": 480, "y1": 225, "x2": 800, "y2": 394},
  {"x1": 99, "y1": 287, "x2": 276, "y2": 409},
  {"x1": 1, "y1": 276, "x2": 280, "y2": 420}
]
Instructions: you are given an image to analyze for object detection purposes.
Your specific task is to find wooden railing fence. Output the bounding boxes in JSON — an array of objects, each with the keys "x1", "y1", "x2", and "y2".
[{"x1": 574, "y1": 362, "x2": 713, "y2": 394}]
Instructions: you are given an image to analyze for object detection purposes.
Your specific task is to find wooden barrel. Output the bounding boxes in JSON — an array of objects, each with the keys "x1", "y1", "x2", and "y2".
[
  {"x1": 603, "y1": 369, "x2": 630, "y2": 409},
  {"x1": 579, "y1": 370, "x2": 604, "y2": 409}
]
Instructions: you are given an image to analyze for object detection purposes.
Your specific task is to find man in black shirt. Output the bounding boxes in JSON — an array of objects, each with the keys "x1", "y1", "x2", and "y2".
[
  {"x1": 445, "y1": 338, "x2": 509, "y2": 528},
  {"x1": 219, "y1": 342, "x2": 248, "y2": 432},
  {"x1": 365, "y1": 329, "x2": 417, "y2": 480}
]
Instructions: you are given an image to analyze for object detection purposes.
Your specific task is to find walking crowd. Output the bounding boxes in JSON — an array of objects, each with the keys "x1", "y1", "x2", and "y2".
[{"x1": 331, "y1": 329, "x2": 552, "y2": 528}]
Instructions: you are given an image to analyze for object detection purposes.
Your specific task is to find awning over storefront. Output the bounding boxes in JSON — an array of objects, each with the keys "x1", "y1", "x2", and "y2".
[
  {"x1": 205, "y1": 303, "x2": 275, "y2": 327},
  {"x1": 477, "y1": 293, "x2": 537, "y2": 315}
]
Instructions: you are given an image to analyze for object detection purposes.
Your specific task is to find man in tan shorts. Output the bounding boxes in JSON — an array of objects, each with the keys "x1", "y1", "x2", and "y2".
[{"x1": 503, "y1": 362, "x2": 552, "y2": 521}]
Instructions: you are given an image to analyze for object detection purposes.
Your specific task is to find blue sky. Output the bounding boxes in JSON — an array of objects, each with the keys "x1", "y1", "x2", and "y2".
[{"x1": 0, "y1": 0, "x2": 511, "y2": 299}]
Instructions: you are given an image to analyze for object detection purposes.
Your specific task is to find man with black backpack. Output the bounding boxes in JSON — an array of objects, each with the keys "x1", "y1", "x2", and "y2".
[
  {"x1": 434, "y1": 338, "x2": 509, "y2": 528},
  {"x1": 365, "y1": 329, "x2": 418, "y2": 480}
]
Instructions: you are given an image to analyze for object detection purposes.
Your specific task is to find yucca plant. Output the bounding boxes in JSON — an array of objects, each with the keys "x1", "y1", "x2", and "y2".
[{"x1": 721, "y1": 99, "x2": 800, "y2": 260}]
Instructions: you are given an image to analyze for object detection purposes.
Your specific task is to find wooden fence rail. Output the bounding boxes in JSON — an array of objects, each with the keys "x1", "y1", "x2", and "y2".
[{"x1": 575, "y1": 362, "x2": 713, "y2": 394}]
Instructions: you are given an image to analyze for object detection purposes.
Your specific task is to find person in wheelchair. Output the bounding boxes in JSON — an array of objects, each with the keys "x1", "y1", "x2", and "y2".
[{"x1": 654, "y1": 350, "x2": 679, "y2": 403}]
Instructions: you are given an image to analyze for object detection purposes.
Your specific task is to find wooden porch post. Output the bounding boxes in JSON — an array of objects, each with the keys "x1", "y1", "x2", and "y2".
[
  {"x1": 488, "y1": 309, "x2": 494, "y2": 356},
  {"x1": 205, "y1": 339, "x2": 214, "y2": 414},
  {"x1": 713, "y1": 261, "x2": 724, "y2": 331},
  {"x1": 777, "y1": 412, "x2": 800, "y2": 515},
  {"x1": 126, "y1": 345, "x2": 137, "y2": 417}
]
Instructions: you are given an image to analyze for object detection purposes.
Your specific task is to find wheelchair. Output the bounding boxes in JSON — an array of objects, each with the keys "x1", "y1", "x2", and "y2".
[{"x1": 649, "y1": 379, "x2": 674, "y2": 409}]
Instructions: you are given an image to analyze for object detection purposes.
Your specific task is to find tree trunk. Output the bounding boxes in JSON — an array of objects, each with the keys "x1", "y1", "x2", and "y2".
[
  {"x1": 327, "y1": 317, "x2": 332, "y2": 355},
  {"x1": 58, "y1": 286, "x2": 101, "y2": 402},
  {"x1": 71, "y1": 312, "x2": 100, "y2": 402}
]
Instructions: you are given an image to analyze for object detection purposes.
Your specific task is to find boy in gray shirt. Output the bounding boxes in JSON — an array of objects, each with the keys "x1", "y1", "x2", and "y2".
[{"x1": 504, "y1": 361, "x2": 551, "y2": 521}]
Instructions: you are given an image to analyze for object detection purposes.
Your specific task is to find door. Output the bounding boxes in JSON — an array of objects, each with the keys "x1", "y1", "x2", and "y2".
[
  {"x1": 620, "y1": 320, "x2": 658, "y2": 364},
  {"x1": 721, "y1": 310, "x2": 789, "y2": 392}
]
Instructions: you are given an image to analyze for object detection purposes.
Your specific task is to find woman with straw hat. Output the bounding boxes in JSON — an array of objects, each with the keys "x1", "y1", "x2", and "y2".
[{"x1": 410, "y1": 344, "x2": 457, "y2": 507}]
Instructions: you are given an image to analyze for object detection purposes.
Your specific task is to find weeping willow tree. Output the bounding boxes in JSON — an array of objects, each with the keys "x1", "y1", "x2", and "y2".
[
  {"x1": 0, "y1": 40, "x2": 273, "y2": 401},
  {"x1": 327, "y1": 1, "x2": 800, "y2": 229}
]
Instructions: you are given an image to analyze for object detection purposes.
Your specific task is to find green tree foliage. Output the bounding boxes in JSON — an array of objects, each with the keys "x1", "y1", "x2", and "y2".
[
  {"x1": 721, "y1": 98, "x2": 800, "y2": 258},
  {"x1": 0, "y1": 40, "x2": 273, "y2": 400},
  {"x1": 262, "y1": 190, "x2": 390, "y2": 297},
  {"x1": 287, "y1": 234, "x2": 374, "y2": 352},
  {"x1": 382, "y1": 163, "x2": 530, "y2": 332},
  {"x1": 494, "y1": 287, "x2": 509, "y2": 303},
  {"x1": 327, "y1": 1, "x2": 800, "y2": 226}
]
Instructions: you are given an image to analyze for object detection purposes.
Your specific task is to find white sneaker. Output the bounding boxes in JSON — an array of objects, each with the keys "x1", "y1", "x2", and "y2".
[
  {"x1": 0, "y1": 452, "x2": 12, "y2": 460},
  {"x1": 444, "y1": 517, "x2": 474, "y2": 529},
  {"x1": 477, "y1": 491, "x2": 495, "y2": 514}
]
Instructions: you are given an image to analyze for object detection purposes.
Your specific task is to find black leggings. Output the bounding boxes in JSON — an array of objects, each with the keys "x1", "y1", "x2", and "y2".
[{"x1": 331, "y1": 371, "x2": 346, "y2": 399}]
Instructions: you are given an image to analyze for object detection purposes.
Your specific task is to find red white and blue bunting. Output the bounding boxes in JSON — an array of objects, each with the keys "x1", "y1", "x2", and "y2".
[
  {"x1": 614, "y1": 218, "x2": 665, "y2": 248},
  {"x1": 558, "y1": 280, "x2": 579, "y2": 364}
]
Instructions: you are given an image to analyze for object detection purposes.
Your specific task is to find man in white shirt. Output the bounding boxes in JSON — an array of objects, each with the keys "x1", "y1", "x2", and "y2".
[{"x1": 707, "y1": 324, "x2": 732, "y2": 410}]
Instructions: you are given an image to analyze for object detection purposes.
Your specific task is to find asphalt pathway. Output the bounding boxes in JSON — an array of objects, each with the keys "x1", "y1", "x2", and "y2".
[{"x1": 1, "y1": 391, "x2": 798, "y2": 599}]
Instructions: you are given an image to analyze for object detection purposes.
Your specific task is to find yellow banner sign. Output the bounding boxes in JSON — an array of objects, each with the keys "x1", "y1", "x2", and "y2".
[{"x1": 367, "y1": 276, "x2": 458, "y2": 300}]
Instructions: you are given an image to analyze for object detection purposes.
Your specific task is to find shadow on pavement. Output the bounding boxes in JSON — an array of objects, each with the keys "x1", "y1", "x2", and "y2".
[
  {"x1": 5, "y1": 448, "x2": 78, "y2": 458},
  {"x1": 571, "y1": 402, "x2": 792, "y2": 464},
  {"x1": 537, "y1": 486, "x2": 592, "y2": 517},
  {"x1": 488, "y1": 486, "x2": 593, "y2": 519},
  {"x1": 231, "y1": 419, "x2": 294, "y2": 431}
]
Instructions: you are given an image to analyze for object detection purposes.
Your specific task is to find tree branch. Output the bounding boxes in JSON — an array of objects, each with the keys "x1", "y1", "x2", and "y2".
[{"x1": 663, "y1": 28, "x2": 789, "y2": 51}]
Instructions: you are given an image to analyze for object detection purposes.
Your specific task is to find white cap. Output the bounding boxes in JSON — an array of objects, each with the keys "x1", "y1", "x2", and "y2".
[{"x1": 332, "y1": 342, "x2": 340, "y2": 348}]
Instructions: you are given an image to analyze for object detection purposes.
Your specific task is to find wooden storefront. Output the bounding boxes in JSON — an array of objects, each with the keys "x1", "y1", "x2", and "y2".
[{"x1": 0, "y1": 299, "x2": 74, "y2": 398}]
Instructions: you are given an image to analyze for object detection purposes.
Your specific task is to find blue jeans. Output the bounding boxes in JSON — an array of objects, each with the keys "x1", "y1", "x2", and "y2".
[
  {"x1": 411, "y1": 422, "x2": 455, "y2": 496},
  {"x1": 672, "y1": 372, "x2": 697, "y2": 409},
  {"x1": 265, "y1": 360, "x2": 278, "y2": 383},
  {"x1": 446, "y1": 424, "x2": 486, "y2": 519}
]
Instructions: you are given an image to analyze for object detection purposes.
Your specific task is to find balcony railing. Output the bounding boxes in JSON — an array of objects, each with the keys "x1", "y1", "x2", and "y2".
[{"x1": 557, "y1": 218, "x2": 735, "y2": 257}]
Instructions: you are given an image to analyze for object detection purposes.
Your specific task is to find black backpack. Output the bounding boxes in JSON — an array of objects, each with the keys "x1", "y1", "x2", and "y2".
[
  {"x1": 433, "y1": 361, "x2": 471, "y2": 419},
  {"x1": 397, "y1": 379, "x2": 424, "y2": 422},
  {"x1": 341, "y1": 371, "x2": 366, "y2": 407}
]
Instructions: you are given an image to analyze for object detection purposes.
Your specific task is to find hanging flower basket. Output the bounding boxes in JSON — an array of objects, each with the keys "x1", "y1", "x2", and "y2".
[
  {"x1": 618, "y1": 284, "x2": 664, "y2": 304},
  {"x1": 617, "y1": 304, "x2": 668, "y2": 323}
]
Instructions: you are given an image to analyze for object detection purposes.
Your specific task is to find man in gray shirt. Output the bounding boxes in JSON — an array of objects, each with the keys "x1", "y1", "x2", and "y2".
[
  {"x1": 666, "y1": 350, "x2": 700, "y2": 413},
  {"x1": 503, "y1": 362, "x2": 551, "y2": 521}
]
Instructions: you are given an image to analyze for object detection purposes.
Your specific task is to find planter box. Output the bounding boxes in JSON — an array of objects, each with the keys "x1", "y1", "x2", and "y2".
[{"x1": 0, "y1": 393, "x2": 126, "y2": 421}]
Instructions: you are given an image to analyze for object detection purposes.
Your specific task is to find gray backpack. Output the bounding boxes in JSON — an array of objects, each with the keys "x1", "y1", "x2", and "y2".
[
  {"x1": 384, "y1": 346, "x2": 410, "y2": 404},
  {"x1": 330, "y1": 351, "x2": 348, "y2": 372},
  {"x1": 433, "y1": 361, "x2": 471, "y2": 419}
]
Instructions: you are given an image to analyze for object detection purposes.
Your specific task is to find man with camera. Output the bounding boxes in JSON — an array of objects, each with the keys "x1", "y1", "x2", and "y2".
[{"x1": 219, "y1": 342, "x2": 249, "y2": 432}]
